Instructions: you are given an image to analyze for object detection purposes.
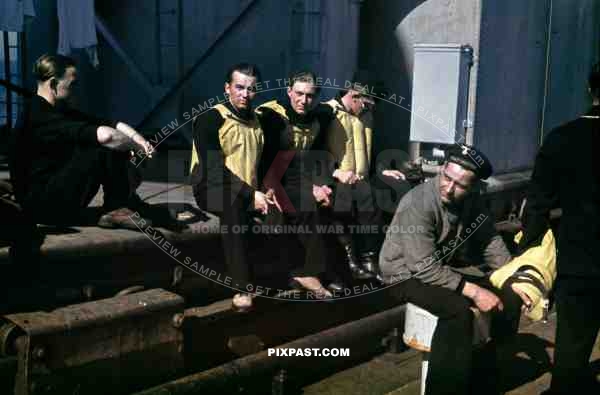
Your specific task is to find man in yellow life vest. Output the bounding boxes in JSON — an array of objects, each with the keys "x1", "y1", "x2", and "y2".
[
  {"x1": 255, "y1": 70, "x2": 339, "y2": 296},
  {"x1": 190, "y1": 63, "x2": 279, "y2": 312},
  {"x1": 323, "y1": 72, "x2": 408, "y2": 282}
]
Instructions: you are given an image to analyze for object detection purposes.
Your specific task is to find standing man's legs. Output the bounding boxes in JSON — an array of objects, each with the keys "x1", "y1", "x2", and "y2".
[{"x1": 550, "y1": 278, "x2": 600, "y2": 394}]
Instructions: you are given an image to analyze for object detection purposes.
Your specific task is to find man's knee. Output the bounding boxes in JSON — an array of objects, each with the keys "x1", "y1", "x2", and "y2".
[{"x1": 402, "y1": 280, "x2": 475, "y2": 323}]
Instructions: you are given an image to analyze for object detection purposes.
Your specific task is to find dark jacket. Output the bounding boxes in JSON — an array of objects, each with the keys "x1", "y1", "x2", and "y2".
[
  {"x1": 519, "y1": 105, "x2": 600, "y2": 279},
  {"x1": 11, "y1": 95, "x2": 111, "y2": 205}
]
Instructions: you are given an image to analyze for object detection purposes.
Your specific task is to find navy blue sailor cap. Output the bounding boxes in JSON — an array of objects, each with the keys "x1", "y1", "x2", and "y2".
[{"x1": 445, "y1": 144, "x2": 493, "y2": 180}]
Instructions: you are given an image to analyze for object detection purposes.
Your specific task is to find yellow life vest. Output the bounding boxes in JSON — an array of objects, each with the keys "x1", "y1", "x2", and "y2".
[
  {"x1": 256, "y1": 100, "x2": 320, "y2": 151},
  {"x1": 359, "y1": 110, "x2": 374, "y2": 167},
  {"x1": 490, "y1": 229, "x2": 557, "y2": 321},
  {"x1": 190, "y1": 103, "x2": 264, "y2": 188},
  {"x1": 324, "y1": 99, "x2": 371, "y2": 177}
]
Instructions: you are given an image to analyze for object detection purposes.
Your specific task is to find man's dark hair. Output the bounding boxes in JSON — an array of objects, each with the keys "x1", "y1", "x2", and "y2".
[
  {"x1": 289, "y1": 70, "x2": 321, "y2": 94},
  {"x1": 589, "y1": 62, "x2": 600, "y2": 98},
  {"x1": 338, "y1": 84, "x2": 365, "y2": 100},
  {"x1": 339, "y1": 70, "x2": 385, "y2": 102},
  {"x1": 33, "y1": 54, "x2": 76, "y2": 82},
  {"x1": 225, "y1": 63, "x2": 261, "y2": 84}
]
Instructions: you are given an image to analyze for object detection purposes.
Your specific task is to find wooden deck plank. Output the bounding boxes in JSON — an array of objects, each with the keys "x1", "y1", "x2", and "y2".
[{"x1": 303, "y1": 311, "x2": 600, "y2": 395}]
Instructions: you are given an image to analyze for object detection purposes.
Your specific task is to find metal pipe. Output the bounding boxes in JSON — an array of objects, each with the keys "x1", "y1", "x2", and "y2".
[
  {"x1": 0, "y1": 79, "x2": 31, "y2": 97},
  {"x1": 134, "y1": 304, "x2": 406, "y2": 394}
]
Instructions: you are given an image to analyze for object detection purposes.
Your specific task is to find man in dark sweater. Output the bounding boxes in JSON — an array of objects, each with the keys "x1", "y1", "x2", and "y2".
[
  {"x1": 12, "y1": 54, "x2": 155, "y2": 229},
  {"x1": 519, "y1": 64, "x2": 600, "y2": 394}
]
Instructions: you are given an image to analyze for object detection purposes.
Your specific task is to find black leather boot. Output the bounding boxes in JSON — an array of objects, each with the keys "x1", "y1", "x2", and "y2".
[
  {"x1": 343, "y1": 243, "x2": 374, "y2": 280},
  {"x1": 360, "y1": 251, "x2": 384, "y2": 283}
]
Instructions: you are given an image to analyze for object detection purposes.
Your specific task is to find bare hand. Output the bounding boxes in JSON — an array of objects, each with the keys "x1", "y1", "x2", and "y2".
[
  {"x1": 116, "y1": 122, "x2": 154, "y2": 158},
  {"x1": 130, "y1": 136, "x2": 154, "y2": 158},
  {"x1": 253, "y1": 191, "x2": 272, "y2": 214},
  {"x1": 382, "y1": 169, "x2": 406, "y2": 180},
  {"x1": 138, "y1": 138, "x2": 155, "y2": 158},
  {"x1": 333, "y1": 169, "x2": 359, "y2": 184},
  {"x1": 265, "y1": 188, "x2": 282, "y2": 212},
  {"x1": 473, "y1": 287, "x2": 503, "y2": 312},
  {"x1": 463, "y1": 282, "x2": 503, "y2": 312},
  {"x1": 313, "y1": 185, "x2": 332, "y2": 207}
]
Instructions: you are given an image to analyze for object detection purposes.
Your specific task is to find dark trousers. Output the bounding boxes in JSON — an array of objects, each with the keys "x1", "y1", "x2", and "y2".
[
  {"x1": 210, "y1": 208, "x2": 329, "y2": 293},
  {"x1": 194, "y1": 180, "x2": 259, "y2": 292},
  {"x1": 330, "y1": 179, "x2": 385, "y2": 254},
  {"x1": 549, "y1": 278, "x2": 600, "y2": 394},
  {"x1": 215, "y1": 204, "x2": 258, "y2": 292},
  {"x1": 24, "y1": 146, "x2": 134, "y2": 225},
  {"x1": 265, "y1": 210, "x2": 329, "y2": 279},
  {"x1": 215, "y1": 209, "x2": 330, "y2": 292},
  {"x1": 389, "y1": 277, "x2": 522, "y2": 395}
]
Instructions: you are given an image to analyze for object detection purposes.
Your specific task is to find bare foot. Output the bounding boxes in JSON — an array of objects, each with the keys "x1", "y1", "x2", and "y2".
[{"x1": 232, "y1": 293, "x2": 254, "y2": 312}]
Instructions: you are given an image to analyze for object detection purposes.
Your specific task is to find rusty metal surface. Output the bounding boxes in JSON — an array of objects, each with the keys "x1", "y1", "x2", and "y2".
[
  {"x1": 5, "y1": 289, "x2": 182, "y2": 336},
  {"x1": 0, "y1": 322, "x2": 19, "y2": 357},
  {"x1": 402, "y1": 336, "x2": 431, "y2": 353},
  {"x1": 134, "y1": 304, "x2": 407, "y2": 395},
  {"x1": 4, "y1": 289, "x2": 185, "y2": 395}
]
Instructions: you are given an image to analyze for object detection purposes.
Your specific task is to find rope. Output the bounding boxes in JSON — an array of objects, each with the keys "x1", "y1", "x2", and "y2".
[{"x1": 141, "y1": 182, "x2": 188, "y2": 201}]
